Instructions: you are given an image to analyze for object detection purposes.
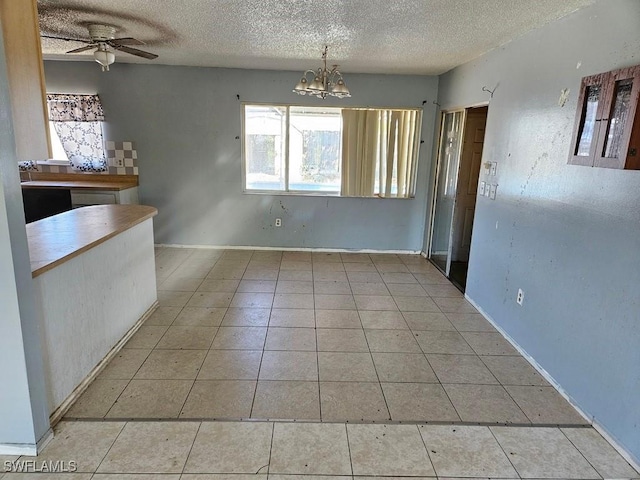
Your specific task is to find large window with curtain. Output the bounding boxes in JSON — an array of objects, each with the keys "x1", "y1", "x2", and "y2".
[
  {"x1": 47, "y1": 94, "x2": 108, "y2": 172},
  {"x1": 243, "y1": 104, "x2": 422, "y2": 198}
]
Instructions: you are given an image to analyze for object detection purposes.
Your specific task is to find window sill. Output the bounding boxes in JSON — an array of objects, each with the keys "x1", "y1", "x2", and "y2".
[
  {"x1": 242, "y1": 190, "x2": 414, "y2": 200},
  {"x1": 38, "y1": 159, "x2": 70, "y2": 166}
]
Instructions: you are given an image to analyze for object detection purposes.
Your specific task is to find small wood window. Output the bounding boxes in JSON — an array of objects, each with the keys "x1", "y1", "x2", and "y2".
[{"x1": 569, "y1": 64, "x2": 640, "y2": 170}]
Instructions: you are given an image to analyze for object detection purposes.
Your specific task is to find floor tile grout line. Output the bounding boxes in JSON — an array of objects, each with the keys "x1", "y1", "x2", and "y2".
[
  {"x1": 264, "y1": 421, "x2": 275, "y2": 475},
  {"x1": 96, "y1": 340, "x2": 159, "y2": 419},
  {"x1": 475, "y1": 351, "x2": 522, "y2": 388},
  {"x1": 344, "y1": 422, "x2": 355, "y2": 477},
  {"x1": 180, "y1": 420, "x2": 203, "y2": 475},
  {"x1": 312, "y1": 260, "x2": 323, "y2": 422},
  {"x1": 90, "y1": 418, "x2": 129, "y2": 474},
  {"x1": 487, "y1": 422, "x2": 525, "y2": 480},
  {"x1": 175, "y1": 348, "x2": 210, "y2": 419},
  {"x1": 60, "y1": 416, "x2": 594, "y2": 428},
  {"x1": 558, "y1": 425, "x2": 607, "y2": 479},
  {"x1": 167, "y1": 253, "x2": 224, "y2": 419},
  {"x1": 499, "y1": 377, "x2": 536, "y2": 425},
  {"x1": 250, "y1": 261, "x2": 280, "y2": 418},
  {"x1": 434, "y1": 375, "x2": 464, "y2": 423},
  {"x1": 415, "y1": 422, "x2": 438, "y2": 477},
  {"x1": 359, "y1": 309, "x2": 392, "y2": 421}
]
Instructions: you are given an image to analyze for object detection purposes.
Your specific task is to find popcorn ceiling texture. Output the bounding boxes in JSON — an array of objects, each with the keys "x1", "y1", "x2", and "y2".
[{"x1": 38, "y1": 0, "x2": 594, "y2": 75}]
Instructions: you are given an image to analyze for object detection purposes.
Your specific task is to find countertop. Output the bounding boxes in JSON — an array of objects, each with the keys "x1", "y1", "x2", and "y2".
[
  {"x1": 27, "y1": 204, "x2": 157, "y2": 277},
  {"x1": 21, "y1": 180, "x2": 138, "y2": 191}
]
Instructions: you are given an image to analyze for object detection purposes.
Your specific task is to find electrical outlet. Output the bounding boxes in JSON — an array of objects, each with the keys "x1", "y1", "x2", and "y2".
[
  {"x1": 516, "y1": 288, "x2": 524, "y2": 306},
  {"x1": 115, "y1": 158, "x2": 124, "y2": 167},
  {"x1": 490, "y1": 162, "x2": 498, "y2": 176},
  {"x1": 479, "y1": 182, "x2": 486, "y2": 196},
  {"x1": 489, "y1": 184, "x2": 497, "y2": 200},
  {"x1": 275, "y1": 218, "x2": 282, "y2": 227}
]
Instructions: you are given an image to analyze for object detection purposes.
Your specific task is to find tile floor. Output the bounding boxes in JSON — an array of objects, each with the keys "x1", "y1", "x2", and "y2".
[
  {"x1": 2, "y1": 420, "x2": 638, "y2": 478},
  {"x1": 66, "y1": 247, "x2": 587, "y2": 424},
  {"x1": 7, "y1": 248, "x2": 639, "y2": 479}
]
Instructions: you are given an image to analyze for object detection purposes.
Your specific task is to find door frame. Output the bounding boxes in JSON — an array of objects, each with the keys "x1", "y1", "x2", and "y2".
[
  {"x1": 427, "y1": 102, "x2": 489, "y2": 277},
  {"x1": 427, "y1": 108, "x2": 465, "y2": 276}
]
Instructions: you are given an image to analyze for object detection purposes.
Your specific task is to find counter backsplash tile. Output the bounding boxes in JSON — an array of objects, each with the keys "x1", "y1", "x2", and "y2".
[{"x1": 37, "y1": 141, "x2": 139, "y2": 176}]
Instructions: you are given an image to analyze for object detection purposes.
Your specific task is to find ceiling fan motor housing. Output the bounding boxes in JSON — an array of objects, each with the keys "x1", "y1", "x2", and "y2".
[{"x1": 88, "y1": 24, "x2": 116, "y2": 42}]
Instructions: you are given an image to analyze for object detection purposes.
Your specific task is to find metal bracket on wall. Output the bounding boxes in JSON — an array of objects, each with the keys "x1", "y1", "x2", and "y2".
[{"x1": 482, "y1": 86, "x2": 496, "y2": 98}]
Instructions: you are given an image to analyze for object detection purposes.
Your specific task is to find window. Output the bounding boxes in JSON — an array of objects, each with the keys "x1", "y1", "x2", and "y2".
[
  {"x1": 46, "y1": 94, "x2": 108, "y2": 172},
  {"x1": 243, "y1": 104, "x2": 421, "y2": 197},
  {"x1": 569, "y1": 65, "x2": 640, "y2": 170}
]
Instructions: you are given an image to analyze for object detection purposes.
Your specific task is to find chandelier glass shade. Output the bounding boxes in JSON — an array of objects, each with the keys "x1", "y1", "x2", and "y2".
[{"x1": 293, "y1": 46, "x2": 351, "y2": 99}]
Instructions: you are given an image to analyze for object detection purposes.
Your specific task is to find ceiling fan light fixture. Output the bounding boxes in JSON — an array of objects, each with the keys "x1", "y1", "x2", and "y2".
[
  {"x1": 94, "y1": 45, "x2": 115, "y2": 72},
  {"x1": 43, "y1": 24, "x2": 158, "y2": 70}
]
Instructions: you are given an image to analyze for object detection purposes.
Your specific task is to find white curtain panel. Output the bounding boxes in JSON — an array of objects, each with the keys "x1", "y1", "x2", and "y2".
[
  {"x1": 52, "y1": 122, "x2": 108, "y2": 172},
  {"x1": 341, "y1": 108, "x2": 420, "y2": 198}
]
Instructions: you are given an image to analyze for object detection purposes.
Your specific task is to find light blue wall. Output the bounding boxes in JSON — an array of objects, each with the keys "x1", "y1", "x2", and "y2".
[
  {"x1": 437, "y1": 0, "x2": 640, "y2": 462},
  {"x1": 44, "y1": 63, "x2": 438, "y2": 251},
  {"x1": 0, "y1": 27, "x2": 50, "y2": 449}
]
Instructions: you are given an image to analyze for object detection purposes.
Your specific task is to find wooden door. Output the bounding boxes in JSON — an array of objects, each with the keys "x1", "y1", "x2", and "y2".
[{"x1": 451, "y1": 107, "x2": 487, "y2": 263}]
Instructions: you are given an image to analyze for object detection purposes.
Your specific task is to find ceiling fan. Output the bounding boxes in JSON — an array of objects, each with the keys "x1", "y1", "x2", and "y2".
[{"x1": 41, "y1": 24, "x2": 158, "y2": 71}]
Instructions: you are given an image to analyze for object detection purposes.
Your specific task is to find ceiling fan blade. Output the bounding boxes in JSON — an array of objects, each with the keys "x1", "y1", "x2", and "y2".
[
  {"x1": 109, "y1": 37, "x2": 145, "y2": 46},
  {"x1": 112, "y1": 44, "x2": 158, "y2": 60},
  {"x1": 41, "y1": 34, "x2": 91, "y2": 44},
  {"x1": 66, "y1": 44, "x2": 98, "y2": 54}
]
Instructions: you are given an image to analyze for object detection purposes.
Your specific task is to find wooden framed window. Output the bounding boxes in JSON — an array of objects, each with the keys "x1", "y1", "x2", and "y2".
[{"x1": 569, "y1": 64, "x2": 640, "y2": 170}]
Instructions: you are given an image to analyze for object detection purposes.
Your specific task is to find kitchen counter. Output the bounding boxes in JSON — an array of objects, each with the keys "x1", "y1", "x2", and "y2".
[
  {"x1": 27, "y1": 204, "x2": 157, "y2": 276},
  {"x1": 21, "y1": 174, "x2": 140, "y2": 222},
  {"x1": 28, "y1": 204, "x2": 158, "y2": 419},
  {"x1": 21, "y1": 180, "x2": 138, "y2": 191}
]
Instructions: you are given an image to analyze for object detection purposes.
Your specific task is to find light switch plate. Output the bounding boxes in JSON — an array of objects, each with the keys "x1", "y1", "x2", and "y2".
[
  {"x1": 490, "y1": 162, "x2": 498, "y2": 176},
  {"x1": 479, "y1": 181, "x2": 486, "y2": 196},
  {"x1": 489, "y1": 184, "x2": 497, "y2": 200}
]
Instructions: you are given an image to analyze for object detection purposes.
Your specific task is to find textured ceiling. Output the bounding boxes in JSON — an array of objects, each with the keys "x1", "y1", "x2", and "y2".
[{"x1": 38, "y1": 0, "x2": 595, "y2": 75}]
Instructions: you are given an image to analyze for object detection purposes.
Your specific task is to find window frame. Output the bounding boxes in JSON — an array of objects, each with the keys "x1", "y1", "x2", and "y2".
[
  {"x1": 241, "y1": 102, "x2": 423, "y2": 197},
  {"x1": 568, "y1": 64, "x2": 640, "y2": 170},
  {"x1": 242, "y1": 103, "x2": 344, "y2": 196}
]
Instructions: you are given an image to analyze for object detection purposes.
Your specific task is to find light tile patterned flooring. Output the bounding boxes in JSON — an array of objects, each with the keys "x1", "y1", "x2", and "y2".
[
  {"x1": 68, "y1": 247, "x2": 585, "y2": 423},
  {"x1": 7, "y1": 249, "x2": 639, "y2": 478},
  {"x1": 2, "y1": 421, "x2": 638, "y2": 478}
]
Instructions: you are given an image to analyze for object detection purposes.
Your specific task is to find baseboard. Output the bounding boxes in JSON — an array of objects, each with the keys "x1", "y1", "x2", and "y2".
[
  {"x1": 0, "y1": 426, "x2": 53, "y2": 457},
  {"x1": 464, "y1": 294, "x2": 640, "y2": 471},
  {"x1": 464, "y1": 294, "x2": 591, "y2": 421},
  {"x1": 35, "y1": 428, "x2": 54, "y2": 455},
  {"x1": 156, "y1": 243, "x2": 421, "y2": 255},
  {"x1": 0, "y1": 442, "x2": 37, "y2": 456},
  {"x1": 48, "y1": 301, "x2": 159, "y2": 426},
  {"x1": 592, "y1": 418, "x2": 640, "y2": 472}
]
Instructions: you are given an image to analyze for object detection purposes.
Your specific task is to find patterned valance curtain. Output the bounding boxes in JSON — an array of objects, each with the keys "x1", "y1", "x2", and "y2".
[
  {"x1": 46, "y1": 94, "x2": 105, "y2": 122},
  {"x1": 46, "y1": 94, "x2": 108, "y2": 172}
]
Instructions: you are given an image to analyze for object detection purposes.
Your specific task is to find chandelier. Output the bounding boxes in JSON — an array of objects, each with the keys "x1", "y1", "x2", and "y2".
[{"x1": 293, "y1": 46, "x2": 351, "y2": 99}]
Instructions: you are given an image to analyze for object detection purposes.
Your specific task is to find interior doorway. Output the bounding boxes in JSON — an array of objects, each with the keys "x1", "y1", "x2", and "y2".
[{"x1": 428, "y1": 105, "x2": 488, "y2": 292}]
